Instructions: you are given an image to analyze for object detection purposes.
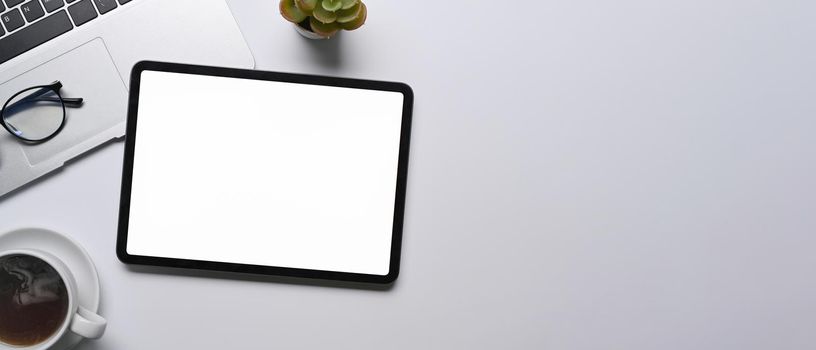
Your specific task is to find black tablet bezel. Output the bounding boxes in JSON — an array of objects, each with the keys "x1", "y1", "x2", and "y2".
[{"x1": 117, "y1": 61, "x2": 413, "y2": 285}]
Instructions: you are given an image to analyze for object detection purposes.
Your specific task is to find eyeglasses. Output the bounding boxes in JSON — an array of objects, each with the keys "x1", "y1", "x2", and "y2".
[{"x1": 1, "y1": 81, "x2": 84, "y2": 144}]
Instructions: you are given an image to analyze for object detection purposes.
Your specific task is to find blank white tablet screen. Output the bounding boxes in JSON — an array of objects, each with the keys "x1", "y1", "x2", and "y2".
[{"x1": 126, "y1": 71, "x2": 405, "y2": 276}]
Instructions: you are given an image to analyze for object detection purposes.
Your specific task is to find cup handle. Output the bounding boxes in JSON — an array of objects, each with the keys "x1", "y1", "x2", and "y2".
[{"x1": 69, "y1": 306, "x2": 107, "y2": 339}]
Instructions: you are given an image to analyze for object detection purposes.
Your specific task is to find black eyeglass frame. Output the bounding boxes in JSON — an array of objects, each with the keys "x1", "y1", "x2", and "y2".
[{"x1": 0, "y1": 81, "x2": 84, "y2": 144}]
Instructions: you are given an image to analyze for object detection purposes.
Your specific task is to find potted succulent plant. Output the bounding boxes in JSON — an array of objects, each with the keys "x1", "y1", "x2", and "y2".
[{"x1": 280, "y1": 0, "x2": 368, "y2": 39}]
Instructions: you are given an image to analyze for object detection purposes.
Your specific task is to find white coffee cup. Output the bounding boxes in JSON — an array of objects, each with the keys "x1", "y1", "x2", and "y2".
[{"x1": 0, "y1": 249, "x2": 106, "y2": 350}]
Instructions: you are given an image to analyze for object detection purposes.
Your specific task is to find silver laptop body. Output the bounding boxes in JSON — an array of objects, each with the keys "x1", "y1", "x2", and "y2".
[{"x1": 0, "y1": 0, "x2": 255, "y2": 197}]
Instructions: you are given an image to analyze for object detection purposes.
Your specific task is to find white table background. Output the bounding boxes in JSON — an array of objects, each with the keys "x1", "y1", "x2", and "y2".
[{"x1": 1, "y1": 0, "x2": 815, "y2": 348}]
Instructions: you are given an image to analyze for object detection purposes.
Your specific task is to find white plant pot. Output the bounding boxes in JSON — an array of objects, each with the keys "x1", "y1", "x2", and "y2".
[{"x1": 294, "y1": 23, "x2": 331, "y2": 40}]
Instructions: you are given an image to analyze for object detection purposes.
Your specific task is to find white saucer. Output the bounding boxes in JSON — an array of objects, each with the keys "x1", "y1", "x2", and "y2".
[{"x1": 0, "y1": 228, "x2": 101, "y2": 350}]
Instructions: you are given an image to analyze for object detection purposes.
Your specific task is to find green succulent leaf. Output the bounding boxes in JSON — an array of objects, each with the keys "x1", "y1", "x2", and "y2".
[
  {"x1": 340, "y1": 0, "x2": 358, "y2": 10},
  {"x1": 321, "y1": 0, "x2": 343, "y2": 12},
  {"x1": 312, "y1": 4, "x2": 338, "y2": 24},
  {"x1": 310, "y1": 16, "x2": 340, "y2": 37},
  {"x1": 336, "y1": 3, "x2": 361, "y2": 24},
  {"x1": 339, "y1": 2, "x2": 366, "y2": 30},
  {"x1": 280, "y1": 0, "x2": 308, "y2": 23},
  {"x1": 295, "y1": 0, "x2": 318, "y2": 13}
]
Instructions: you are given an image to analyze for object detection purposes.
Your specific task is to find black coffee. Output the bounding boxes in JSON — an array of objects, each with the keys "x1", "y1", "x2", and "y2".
[{"x1": 0, "y1": 254, "x2": 69, "y2": 347}]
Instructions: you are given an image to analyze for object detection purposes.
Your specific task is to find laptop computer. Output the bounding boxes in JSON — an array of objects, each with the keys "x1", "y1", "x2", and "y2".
[{"x1": 0, "y1": 0, "x2": 255, "y2": 197}]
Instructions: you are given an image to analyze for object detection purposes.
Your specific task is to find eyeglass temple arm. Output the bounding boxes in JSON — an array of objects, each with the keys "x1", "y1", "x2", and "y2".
[
  {"x1": 5, "y1": 95, "x2": 84, "y2": 110},
  {"x1": 49, "y1": 97, "x2": 84, "y2": 107},
  {"x1": 43, "y1": 81, "x2": 83, "y2": 107},
  {"x1": 1, "y1": 82, "x2": 83, "y2": 115}
]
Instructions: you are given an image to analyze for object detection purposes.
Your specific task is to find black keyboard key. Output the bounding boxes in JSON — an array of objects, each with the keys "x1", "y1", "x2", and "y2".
[
  {"x1": 0, "y1": 2, "x2": 4, "y2": 12},
  {"x1": 92, "y1": 0, "x2": 114, "y2": 14},
  {"x1": 41, "y1": 0, "x2": 62, "y2": 13},
  {"x1": 4, "y1": 0, "x2": 24, "y2": 7},
  {"x1": 20, "y1": 0, "x2": 44, "y2": 22},
  {"x1": 1, "y1": 8, "x2": 24, "y2": 32},
  {"x1": 0, "y1": 24, "x2": 4, "y2": 37},
  {"x1": 67, "y1": 0, "x2": 94, "y2": 26},
  {"x1": 117, "y1": 0, "x2": 129, "y2": 4},
  {"x1": 0, "y1": 10, "x2": 72, "y2": 65}
]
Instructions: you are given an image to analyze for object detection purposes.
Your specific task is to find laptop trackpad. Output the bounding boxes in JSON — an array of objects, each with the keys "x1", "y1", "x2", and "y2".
[{"x1": 2, "y1": 38, "x2": 127, "y2": 166}]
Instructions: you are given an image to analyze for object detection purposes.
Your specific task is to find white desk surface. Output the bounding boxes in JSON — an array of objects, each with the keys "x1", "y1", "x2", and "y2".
[{"x1": 2, "y1": 1, "x2": 815, "y2": 348}]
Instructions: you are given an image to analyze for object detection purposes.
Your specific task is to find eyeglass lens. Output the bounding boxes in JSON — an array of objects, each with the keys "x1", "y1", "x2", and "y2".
[{"x1": 2, "y1": 87, "x2": 65, "y2": 142}]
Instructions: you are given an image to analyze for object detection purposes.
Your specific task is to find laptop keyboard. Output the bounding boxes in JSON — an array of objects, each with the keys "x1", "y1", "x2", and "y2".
[{"x1": 0, "y1": 0, "x2": 133, "y2": 66}]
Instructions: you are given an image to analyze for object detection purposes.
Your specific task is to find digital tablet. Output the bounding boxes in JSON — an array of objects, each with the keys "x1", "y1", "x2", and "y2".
[{"x1": 116, "y1": 61, "x2": 413, "y2": 284}]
